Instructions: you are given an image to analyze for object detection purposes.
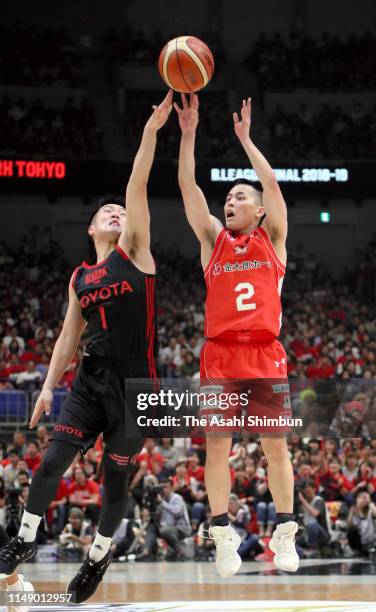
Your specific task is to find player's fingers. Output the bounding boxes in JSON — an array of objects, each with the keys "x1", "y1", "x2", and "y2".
[
  {"x1": 191, "y1": 94, "x2": 199, "y2": 109},
  {"x1": 30, "y1": 407, "x2": 42, "y2": 428},
  {"x1": 181, "y1": 93, "x2": 188, "y2": 108},
  {"x1": 164, "y1": 89, "x2": 173, "y2": 104},
  {"x1": 247, "y1": 97, "x2": 251, "y2": 114},
  {"x1": 173, "y1": 102, "x2": 182, "y2": 114},
  {"x1": 233, "y1": 112, "x2": 239, "y2": 124},
  {"x1": 159, "y1": 91, "x2": 173, "y2": 110}
]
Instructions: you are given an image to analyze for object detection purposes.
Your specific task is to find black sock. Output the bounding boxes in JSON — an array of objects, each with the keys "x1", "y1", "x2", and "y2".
[
  {"x1": 212, "y1": 513, "x2": 229, "y2": 527},
  {"x1": 276, "y1": 513, "x2": 295, "y2": 525}
]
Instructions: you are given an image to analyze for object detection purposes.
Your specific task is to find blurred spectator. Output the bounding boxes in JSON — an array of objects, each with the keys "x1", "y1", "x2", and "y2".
[
  {"x1": 59, "y1": 507, "x2": 93, "y2": 559},
  {"x1": 36, "y1": 425, "x2": 50, "y2": 452},
  {"x1": 23, "y1": 441, "x2": 42, "y2": 474},
  {"x1": 347, "y1": 491, "x2": 376, "y2": 556},
  {"x1": 297, "y1": 479, "x2": 331, "y2": 555},
  {"x1": 155, "y1": 438, "x2": 179, "y2": 473},
  {"x1": 15, "y1": 361, "x2": 42, "y2": 393},
  {"x1": 158, "y1": 479, "x2": 191, "y2": 560},
  {"x1": 12, "y1": 433, "x2": 27, "y2": 457},
  {"x1": 68, "y1": 467, "x2": 101, "y2": 526},
  {"x1": 3, "y1": 450, "x2": 20, "y2": 487}
]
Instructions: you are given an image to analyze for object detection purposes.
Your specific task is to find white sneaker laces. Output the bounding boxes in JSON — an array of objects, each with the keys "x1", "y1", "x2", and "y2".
[{"x1": 207, "y1": 528, "x2": 237, "y2": 552}]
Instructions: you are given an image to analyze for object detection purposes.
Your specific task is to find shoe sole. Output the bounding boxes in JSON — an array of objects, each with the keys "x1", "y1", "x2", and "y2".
[
  {"x1": 217, "y1": 554, "x2": 242, "y2": 578},
  {"x1": 273, "y1": 554, "x2": 299, "y2": 572}
]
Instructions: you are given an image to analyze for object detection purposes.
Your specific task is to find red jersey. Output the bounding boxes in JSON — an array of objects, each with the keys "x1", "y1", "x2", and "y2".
[{"x1": 204, "y1": 227, "x2": 285, "y2": 338}]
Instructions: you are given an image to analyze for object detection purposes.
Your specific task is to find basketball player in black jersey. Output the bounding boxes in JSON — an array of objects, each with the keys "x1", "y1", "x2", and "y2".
[{"x1": 0, "y1": 91, "x2": 173, "y2": 603}]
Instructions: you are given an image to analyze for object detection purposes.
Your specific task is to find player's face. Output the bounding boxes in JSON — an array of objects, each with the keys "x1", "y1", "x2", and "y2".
[
  {"x1": 89, "y1": 204, "x2": 127, "y2": 241},
  {"x1": 224, "y1": 185, "x2": 264, "y2": 231}
]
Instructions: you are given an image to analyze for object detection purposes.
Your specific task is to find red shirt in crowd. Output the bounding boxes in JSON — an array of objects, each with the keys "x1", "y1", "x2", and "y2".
[
  {"x1": 24, "y1": 453, "x2": 41, "y2": 473},
  {"x1": 187, "y1": 464, "x2": 205, "y2": 482},
  {"x1": 137, "y1": 451, "x2": 165, "y2": 472},
  {"x1": 68, "y1": 479, "x2": 101, "y2": 506}
]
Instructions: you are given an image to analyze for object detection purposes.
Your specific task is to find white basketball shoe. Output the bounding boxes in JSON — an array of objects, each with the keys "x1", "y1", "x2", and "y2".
[
  {"x1": 269, "y1": 521, "x2": 299, "y2": 572},
  {"x1": 208, "y1": 524, "x2": 242, "y2": 577},
  {"x1": 6, "y1": 573, "x2": 34, "y2": 612}
]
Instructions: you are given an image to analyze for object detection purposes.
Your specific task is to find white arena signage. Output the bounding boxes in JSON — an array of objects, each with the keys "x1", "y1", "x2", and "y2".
[{"x1": 210, "y1": 167, "x2": 349, "y2": 183}]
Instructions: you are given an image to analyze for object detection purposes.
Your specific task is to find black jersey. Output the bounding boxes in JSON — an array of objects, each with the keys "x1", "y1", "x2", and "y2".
[{"x1": 72, "y1": 244, "x2": 157, "y2": 377}]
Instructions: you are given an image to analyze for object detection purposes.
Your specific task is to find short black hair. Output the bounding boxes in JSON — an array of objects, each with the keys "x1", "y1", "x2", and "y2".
[
  {"x1": 88, "y1": 194, "x2": 125, "y2": 225},
  {"x1": 231, "y1": 177, "x2": 262, "y2": 190}
]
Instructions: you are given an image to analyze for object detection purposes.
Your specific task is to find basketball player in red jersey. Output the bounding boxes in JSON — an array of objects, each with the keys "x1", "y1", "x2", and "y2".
[
  {"x1": 0, "y1": 91, "x2": 173, "y2": 603},
  {"x1": 175, "y1": 94, "x2": 299, "y2": 576}
]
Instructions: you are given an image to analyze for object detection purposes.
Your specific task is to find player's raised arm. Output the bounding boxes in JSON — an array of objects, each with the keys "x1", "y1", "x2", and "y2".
[
  {"x1": 121, "y1": 90, "x2": 173, "y2": 252},
  {"x1": 30, "y1": 276, "x2": 87, "y2": 428},
  {"x1": 175, "y1": 93, "x2": 222, "y2": 246},
  {"x1": 233, "y1": 98, "x2": 288, "y2": 244}
]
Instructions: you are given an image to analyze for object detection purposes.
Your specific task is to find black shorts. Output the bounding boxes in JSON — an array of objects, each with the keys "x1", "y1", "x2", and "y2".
[{"x1": 52, "y1": 355, "x2": 155, "y2": 456}]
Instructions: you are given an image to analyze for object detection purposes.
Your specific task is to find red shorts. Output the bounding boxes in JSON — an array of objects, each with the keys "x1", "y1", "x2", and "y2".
[{"x1": 199, "y1": 332, "x2": 292, "y2": 435}]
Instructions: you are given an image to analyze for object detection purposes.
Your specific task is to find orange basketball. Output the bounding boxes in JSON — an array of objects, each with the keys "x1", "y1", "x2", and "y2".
[{"x1": 158, "y1": 36, "x2": 214, "y2": 93}]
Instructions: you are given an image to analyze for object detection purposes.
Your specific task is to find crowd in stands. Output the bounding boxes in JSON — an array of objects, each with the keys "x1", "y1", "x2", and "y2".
[
  {"x1": 1, "y1": 430, "x2": 376, "y2": 561},
  {"x1": 266, "y1": 101, "x2": 376, "y2": 161},
  {"x1": 0, "y1": 26, "x2": 84, "y2": 86},
  {"x1": 124, "y1": 92, "x2": 376, "y2": 162},
  {"x1": 0, "y1": 96, "x2": 103, "y2": 159},
  {"x1": 0, "y1": 230, "x2": 376, "y2": 387},
  {"x1": 0, "y1": 230, "x2": 376, "y2": 559},
  {"x1": 246, "y1": 31, "x2": 376, "y2": 91}
]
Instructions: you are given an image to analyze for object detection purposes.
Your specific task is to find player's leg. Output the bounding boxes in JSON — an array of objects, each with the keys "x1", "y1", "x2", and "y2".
[
  {"x1": 245, "y1": 340, "x2": 299, "y2": 571},
  {"x1": 205, "y1": 435, "x2": 233, "y2": 517},
  {"x1": 0, "y1": 440, "x2": 78, "y2": 577},
  {"x1": 200, "y1": 341, "x2": 243, "y2": 577},
  {"x1": 67, "y1": 440, "x2": 143, "y2": 604},
  {"x1": 67, "y1": 371, "x2": 145, "y2": 604},
  {"x1": 205, "y1": 435, "x2": 242, "y2": 577},
  {"x1": 260, "y1": 436, "x2": 299, "y2": 571},
  {"x1": 259, "y1": 436, "x2": 294, "y2": 514}
]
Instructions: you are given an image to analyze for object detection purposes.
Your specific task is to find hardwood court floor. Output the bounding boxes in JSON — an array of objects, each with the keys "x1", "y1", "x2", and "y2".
[{"x1": 2, "y1": 559, "x2": 376, "y2": 611}]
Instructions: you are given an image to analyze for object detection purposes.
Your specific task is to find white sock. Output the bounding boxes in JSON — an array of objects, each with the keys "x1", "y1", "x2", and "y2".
[
  {"x1": 89, "y1": 533, "x2": 112, "y2": 562},
  {"x1": 18, "y1": 510, "x2": 42, "y2": 542}
]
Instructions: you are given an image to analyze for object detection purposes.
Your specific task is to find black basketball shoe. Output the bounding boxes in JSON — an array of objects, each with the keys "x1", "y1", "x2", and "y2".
[
  {"x1": 0, "y1": 536, "x2": 37, "y2": 578},
  {"x1": 67, "y1": 550, "x2": 113, "y2": 604}
]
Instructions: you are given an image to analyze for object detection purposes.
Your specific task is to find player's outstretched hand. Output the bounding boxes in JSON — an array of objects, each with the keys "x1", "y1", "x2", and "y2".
[
  {"x1": 147, "y1": 90, "x2": 173, "y2": 131},
  {"x1": 174, "y1": 93, "x2": 199, "y2": 134},
  {"x1": 233, "y1": 97, "x2": 252, "y2": 143},
  {"x1": 30, "y1": 388, "x2": 53, "y2": 428}
]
